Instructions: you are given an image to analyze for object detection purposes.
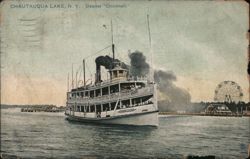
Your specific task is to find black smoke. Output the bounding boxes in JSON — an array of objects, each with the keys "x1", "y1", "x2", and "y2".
[
  {"x1": 129, "y1": 51, "x2": 191, "y2": 112},
  {"x1": 95, "y1": 55, "x2": 113, "y2": 70},
  {"x1": 154, "y1": 70, "x2": 191, "y2": 112},
  {"x1": 95, "y1": 55, "x2": 128, "y2": 70},
  {"x1": 129, "y1": 51, "x2": 150, "y2": 77},
  {"x1": 95, "y1": 52, "x2": 192, "y2": 112}
]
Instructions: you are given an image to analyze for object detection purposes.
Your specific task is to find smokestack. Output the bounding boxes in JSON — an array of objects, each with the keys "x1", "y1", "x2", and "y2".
[
  {"x1": 96, "y1": 64, "x2": 101, "y2": 83},
  {"x1": 83, "y1": 59, "x2": 86, "y2": 87},
  {"x1": 112, "y1": 44, "x2": 115, "y2": 61},
  {"x1": 95, "y1": 55, "x2": 112, "y2": 83},
  {"x1": 95, "y1": 55, "x2": 129, "y2": 83}
]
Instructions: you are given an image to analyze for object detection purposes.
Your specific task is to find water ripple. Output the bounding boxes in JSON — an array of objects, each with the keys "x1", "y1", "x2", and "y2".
[{"x1": 1, "y1": 109, "x2": 250, "y2": 158}]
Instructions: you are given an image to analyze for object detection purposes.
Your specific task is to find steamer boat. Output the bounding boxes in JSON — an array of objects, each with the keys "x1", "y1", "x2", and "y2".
[{"x1": 65, "y1": 18, "x2": 159, "y2": 126}]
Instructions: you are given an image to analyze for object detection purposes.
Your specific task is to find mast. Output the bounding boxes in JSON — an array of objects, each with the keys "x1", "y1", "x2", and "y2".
[
  {"x1": 67, "y1": 72, "x2": 69, "y2": 92},
  {"x1": 147, "y1": 14, "x2": 153, "y2": 82},
  {"x1": 83, "y1": 59, "x2": 86, "y2": 87},
  {"x1": 147, "y1": 14, "x2": 158, "y2": 110},
  {"x1": 71, "y1": 63, "x2": 74, "y2": 89},
  {"x1": 75, "y1": 70, "x2": 78, "y2": 88}
]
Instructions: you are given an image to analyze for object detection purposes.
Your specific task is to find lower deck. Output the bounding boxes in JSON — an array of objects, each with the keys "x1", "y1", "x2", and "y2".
[
  {"x1": 65, "y1": 106, "x2": 159, "y2": 126},
  {"x1": 65, "y1": 103, "x2": 157, "y2": 119}
]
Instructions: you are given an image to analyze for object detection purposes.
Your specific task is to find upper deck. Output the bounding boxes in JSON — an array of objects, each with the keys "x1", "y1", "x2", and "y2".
[
  {"x1": 72, "y1": 76, "x2": 149, "y2": 91},
  {"x1": 67, "y1": 76, "x2": 154, "y2": 104},
  {"x1": 67, "y1": 53, "x2": 155, "y2": 105}
]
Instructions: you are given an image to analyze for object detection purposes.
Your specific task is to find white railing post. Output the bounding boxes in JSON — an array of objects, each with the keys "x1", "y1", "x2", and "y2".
[{"x1": 113, "y1": 99, "x2": 120, "y2": 116}]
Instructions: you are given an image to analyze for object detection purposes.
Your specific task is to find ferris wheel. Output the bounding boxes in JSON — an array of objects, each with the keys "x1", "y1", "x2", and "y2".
[{"x1": 214, "y1": 81, "x2": 243, "y2": 103}]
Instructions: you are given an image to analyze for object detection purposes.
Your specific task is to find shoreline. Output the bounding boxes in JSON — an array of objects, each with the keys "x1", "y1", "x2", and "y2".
[{"x1": 159, "y1": 112, "x2": 250, "y2": 117}]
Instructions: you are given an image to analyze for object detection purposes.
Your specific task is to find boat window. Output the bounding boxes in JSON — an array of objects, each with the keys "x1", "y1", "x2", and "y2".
[
  {"x1": 121, "y1": 100, "x2": 130, "y2": 108},
  {"x1": 110, "y1": 102, "x2": 116, "y2": 110},
  {"x1": 119, "y1": 70, "x2": 123, "y2": 74},
  {"x1": 142, "y1": 95, "x2": 154, "y2": 105},
  {"x1": 110, "y1": 84, "x2": 119, "y2": 94},
  {"x1": 96, "y1": 89, "x2": 101, "y2": 97},
  {"x1": 77, "y1": 106, "x2": 80, "y2": 112},
  {"x1": 85, "y1": 91, "x2": 89, "y2": 97},
  {"x1": 120, "y1": 83, "x2": 134, "y2": 92},
  {"x1": 131, "y1": 95, "x2": 153, "y2": 107},
  {"x1": 90, "y1": 90, "x2": 94, "y2": 98},
  {"x1": 133, "y1": 82, "x2": 144, "y2": 88},
  {"x1": 102, "y1": 87, "x2": 109, "y2": 96},
  {"x1": 147, "y1": 100, "x2": 153, "y2": 104},
  {"x1": 113, "y1": 71, "x2": 118, "y2": 78},
  {"x1": 103, "y1": 103, "x2": 109, "y2": 111},
  {"x1": 90, "y1": 105, "x2": 95, "y2": 112},
  {"x1": 96, "y1": 105, "x2": 101, "y2": 113},
  {"x1": 81, "y1": 106, "x2": 84, "y2": 112},
  {"x1": 117, "y1": 101, "x2": 121, "y2": 109},
  {"x1": 132, "y1": 98, "x2": 141, "y2": 106}
]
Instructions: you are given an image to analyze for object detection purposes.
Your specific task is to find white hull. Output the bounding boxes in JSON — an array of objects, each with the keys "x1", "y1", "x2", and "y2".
[{"x1": 66, "y1": 111, "x2": 159, "y2": 126}]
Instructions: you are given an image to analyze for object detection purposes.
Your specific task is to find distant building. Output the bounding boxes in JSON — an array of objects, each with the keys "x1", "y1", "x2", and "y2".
[{"x1": 205, "y1": 104, "x2": 232, "y2": 115}]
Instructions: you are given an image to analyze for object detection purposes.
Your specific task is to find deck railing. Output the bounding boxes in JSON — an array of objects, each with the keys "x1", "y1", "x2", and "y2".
[
  {"x1": 74, "y1": 76, "x2": 149, "y2": 90},
  {"x1": 68, "y1": 86, "x2": 153, "y2": 104}
]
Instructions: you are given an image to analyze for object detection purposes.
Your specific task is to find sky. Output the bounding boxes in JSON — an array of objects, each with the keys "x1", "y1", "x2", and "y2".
[{"x1": 0, "y1": 0, "x2": 249, "y2": 106}]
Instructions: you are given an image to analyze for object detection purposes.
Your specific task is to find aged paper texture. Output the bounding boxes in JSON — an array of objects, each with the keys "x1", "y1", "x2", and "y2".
[{"x1": 1, "y1": 0, "x2": 249, "y2": 158}]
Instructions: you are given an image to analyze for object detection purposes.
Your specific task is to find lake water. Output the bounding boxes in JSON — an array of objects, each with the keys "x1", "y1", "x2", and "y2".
[{"x1": 1, "y1": 108, "x2": 250, "y2": 158}]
